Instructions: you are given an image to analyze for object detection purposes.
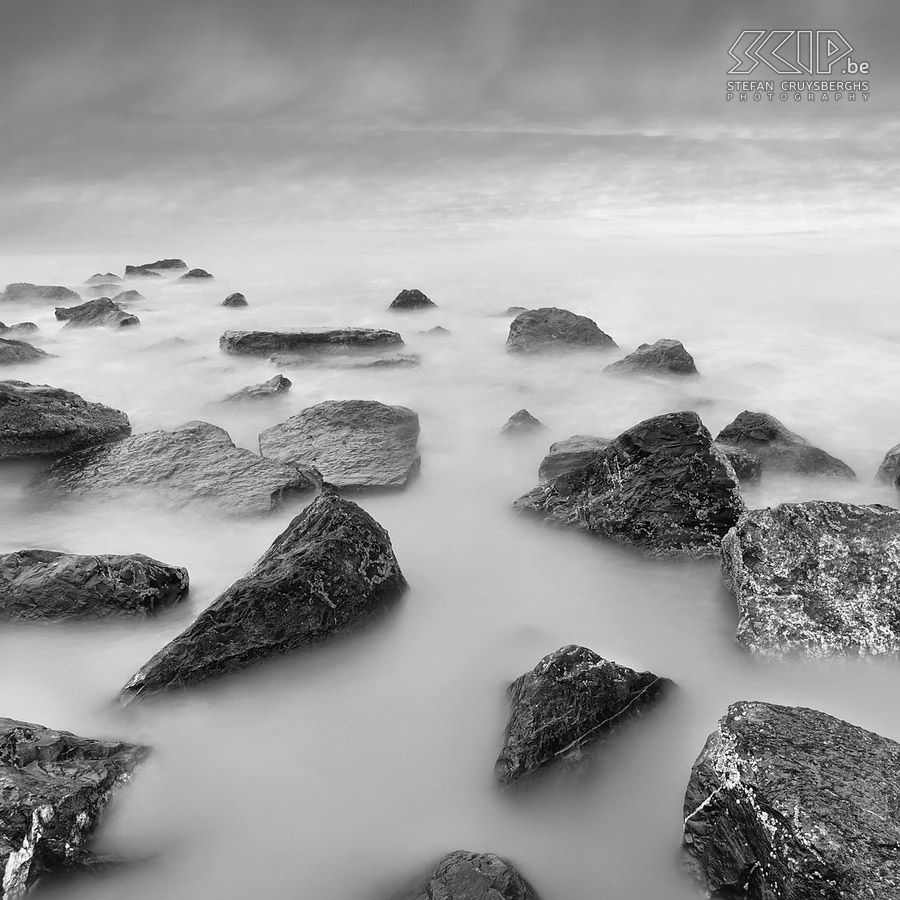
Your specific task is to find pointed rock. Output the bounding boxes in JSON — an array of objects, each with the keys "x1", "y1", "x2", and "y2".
[
  {"x1": 500, "y1": 409, "x2": 547, "y2": 436},
  {"x1": 506, "y1": 307, "x2": 616, "y2": 354},
  {"x1": 396, "y1": 851, "x2": 540, "y2": 900},
  {"x1": 178, "y1": 268, "x2": 213, "y2": 280},
  {"x1": 389, "y1": 288, "x2": 436, "y2": 310},
  {"x1": 604, "y1": 338, "x2": 699, "y2": 376},
  {"x1": 223, "y1": 374, "x2": 292, "y2": 402}
]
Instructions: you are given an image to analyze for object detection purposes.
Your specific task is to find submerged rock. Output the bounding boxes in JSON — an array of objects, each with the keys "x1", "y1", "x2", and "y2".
[
  {"x1": 119, "y1": 490, "x2": 408, "y2": 702},
  {"x1": 31, "y1": 420, "x2": 315, "y2": 516},
  {"x1": 85, "y1": 273, "x2": 122, "y2": 285},
  {"x1": 0, "y1": 716, "x2": 147, "y2": 899},
  {"x1": 269, "y1": 352, "x2": 419, "y2": 369},
  {"x1": 421, "y1": 325, "x2": 450, "y2": 336},
  {"x1": 0, "y1": 338, "x2": 52, "y2": 365},
  {"x1": 500, "y1": 409, "x2": 547, "y2": 436},
  {"x1": 389, "y1": 288, "x2": 436, "y2": 310},
  {"x1": 223, "y1": 374, "x2": 292, "y2": 402},
  {"x1": 495, "y1": 645, "x2": 670, "y2": 785},
  {"x1": 604, "y1": 339, "x2": 699, "y2": 376},
  {"x1": 123, "y1": 268, "x2": 162, "y2": 279},
  {"x1": 55, "y1": 298, "x2": 140, "y2": 329},
  {"x1": 722, "y1": 501, "x2": 900, "y2": 657},
  {"x1": 1, "y1": 283, "x2": 81, "y2": 304},
  {"x1": 222, "y1": 292, "x2": 248, "y2": 308},
  {"x1": 683, "y1": 700, "x2": 900, "y2": 899},
  {"x1": 0, "y1": 322, "x2": 39, "y2": 336},
  {"x1": 0, "y1": 550, "x2": 188, "y2": 619},
  {"x1": 178, "y1": 268, "x2": 212, "y2": 280},
  {"x1": 110, "y1": 290, "x2": 144, "y2": 305},
  {"x1": 506, "y1": 307, "x2": 616, "y2": 354},
  {"x1": 86, "y1": 284, "x2": 122, "y2": 299},
  {"x1": 0, "y1": 381, "x2": 130, "y2": 460},
  {"x1": 538, "y1": 434, "x2": 611, "y2": 481},
  {"x1": 395, "y1": 850, "x2": 540, "y2": 900},
  {"x1": 259, "y1": 400, "x2": 420, "y2": 491},
  {"x1": 220, "y1": 329, "x2": 403, "y2": 357},
  {"x1": 515, "y1": 411, "x2": 743, "y2": 557}
]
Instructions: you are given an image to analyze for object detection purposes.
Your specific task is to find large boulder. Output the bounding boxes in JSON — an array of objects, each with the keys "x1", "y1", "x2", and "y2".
[
  {"x1": 259, "y1": 400, "x2": 421, "y2": 491},
  {"x1": 31, "y1": 420, "x2": 316, "y2": 516},
  {"x1": 119, "y1": 489, "x2": 408, "y2": 702},
  {"x1": 220, "y1": 329, "x2": 404, "y2": 357},
  {"x1": 389, "y1": 288, "x2": 436, "y2": 310},
  {"x1": 0, "y1": 550, "x2": 188, "y2": 620},
  {"x1": 538, "y1": 434, "x2": 611, "y2": 481},
  {"x1": 222, "y1": 292, "x2": 248, "y2": 308},
  {"x1": 223, "y1": 374, "x2": 292, "y2": 402},
  {"x1": 0, "y1": 381, "x2": 130, "y2": 460},
  {"x1": 0, "y1": 338, "x2": 52, "y2": 365},
  {"x1": 54, "y1": 298, "x2": 139, "y2": 329},
  {"x1": 683, "y1": 700, "x2": 900, "y2": 899},
  {"x1": 500, "y1": 409, "x2": 547, "y2": 437},
  {"x1": 715, "y1": 411, "x2": 855, "y2": 478},
  {"x1": 0, "y1": 716, "x2": 147, "y2": 898},
  {"x1": 506, "y1": 307, "x2": 616, "y2": 354},
  {"x1": 394, "y1": 851, "x2": 540, "y2": 900},
  {"x1": 495, "y1": 645, "x2": 669, "y2": 785},
  {"x1": 515, "y1": 411, "x2": 744, "y2": 557},
  {"x1": 1, "y1": 284, "x2": 81, "y2": 304},
  {"x1": 604, "y1": 338, "x2": 698, "y2": 376},
  {"x1": 721, "y1": 501, "x2": 900, "y2": 657}
]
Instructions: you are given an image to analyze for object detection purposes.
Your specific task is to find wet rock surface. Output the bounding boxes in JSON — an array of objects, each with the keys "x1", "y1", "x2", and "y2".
[
  {"x1": 223, "y1": 374, "x2": 292, "y2": 402},
  {"x1": 222, "y1": 292, "x2": 248, "y2": 308},
  {"x1": 715, "y1": 443, "x2": 762, "y2": 483},
  {"x1": 394, "y1": 850, "x2": 540, "y2": 900},
  {"x1": 389, "y1": 288, "x2": 436, "y2": 310},
  {"x1": 119, "y1": 489, "x2": 408, "y2": 702},
  {"x1": 495, "y1": 645, "x2": 670, "y2": 785},
  {"x1": 1, "y1": 284, "x2": 81, "y2": 305},
  {"x1": 506, "y1": 307, "x2": 616, "y2": 354},
  {"x1": 55, "y1": 298, "x2": 140, "y2": 329},
  {"x1": 683, "y1": 700, "x2": 900, "y2": 900},
  {"x1": 501, "y1": 409, "x2": 547, "y2": 436},
  {"x1": 220, "y1": 328, "x2": 404, "y2": 357},
  {"x1": 538, "y1": 434, "x2": 611, "y2": 481},
  {"x1": 0, "y1": 338, "x2": 52, "y2": 365},
  {"x1": 604, "y1": 338, "x2": 698, "y2": 376}
]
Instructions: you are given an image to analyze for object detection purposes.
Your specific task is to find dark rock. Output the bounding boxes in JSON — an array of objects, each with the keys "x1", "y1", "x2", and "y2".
[
  {"x1": 0, "y1": 381, "x2": 130, "y2": 460},
  {"x1": 0, "y1": 322, "x2": 39, "y2": 336},
  {"x1": 1, "y1": 283, "x2": 81, "y2": 304},
  {"x1": 0, "y1": 550, "x2": 188, "y2": 620},
  {"x1": 389, "y1": 288, "x2": 436, "y2": 310},
  {"x1": 0, "y1": 338, "x2": 52, "y2": 365},
  {"x1": 85, "y1": 273, "x2": 122, "y2": 285},
  {"x1": 259, "y1": 400, "x2": 420, "y2": 491},
  {"x1": 0, "y1": 716, "x2": 147, "y2": 898},
  {"x1": 130, "y1": 259, "x2": 187, "y2": 272},
  {"x1": 269, "y1": 352, "x2": 419, "y2": 369},
  {"x1": 495, "y1": 645, "x2": 670, "y2": 785},
  {"x1": 683, "y1": 700, "x2": 900, "y2": 899},
  {"x1": 86, "y1": 284, "x2": 122, "y2": 299},
  {"x1": 119, "y1": 489, "x2": 407, "y2": 702},
  {"x1": 715, "y1": 410, "x2": 855, "y2": 479},
  {"x1": 31, "y1": 421, "x2": 315, "y2": 516},
  {"x1": 515, "y1": 411, "x2": 743, "y2": 557},
  {"x1": 394, "y1": 850, "x2": 540, "y2": 900},
  {"x1": 506, "y1": 307, "x2": 616, "y2": 354},
  {"x1": 538, "y1": 434, "x2": 611, "y2": 481},
  {"x1": 715, "y1": 443, "x2": 762, "y2": 483},
  {"x1": 604, "y1": 339, "x2": 699, "y2": 376},
  {"x1": 500, "y1": 409, "x2": 547, "y2": 436},
  {"x1": 420, "y1": 325, "x2": 450, "y2": 336},
  {"x1": 123, "y1": 268, "x2": 162, "y2": 279},
  {"x1": 876, "y1": 443, "x2": 900, "y2": 488},
  {"x1": 55, "y1": 298, "x2": 140, "y2": 329},
  {"x1": 223, "y1": 374, "x2": 292, "y2": 402},
  {"x1": 220, "y1": 329, "x2": 404, "y2": 357},
  {"x1": 178, "y1": 268, "x2": 213, "y2": 280},
  {"x1": 222, "y1": 292, "x2": 248, "y2": 308},
  {"x1": 722, "y1": 501, "x2": 900, "y2": 657},
  {"x1": 110, "y1": 290, "x2": 144, "y2": 305}
]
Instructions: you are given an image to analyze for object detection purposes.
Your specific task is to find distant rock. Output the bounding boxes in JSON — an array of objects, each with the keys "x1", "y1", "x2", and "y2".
[
  {"x1": 506, "y1": 307, "x2": 616, "y2": 354},
  {"x1": 55, "y1": 298, "x2": 140, "y2": 329},
  {"x1": 0, "y1": 321, "x2": 38, "y2": 336},
  {"x1": 604, "y1": 339, "x2": 699, "y2": 376},
  {"x1": 123, "y1": 268, "x2": 162, "y2": 279},
  {"x1": 394, "y1": 851, "x2": 540, "y2": 900},
  {"x1": 1, "y1": 283, "x2": 81, "y2": 304},
  {"x1": 515, "y1": 411, "x2": 743, "y2": 557},
  {"x1": 131, "y1": 259, "x2": 187, "y2": 272},
  {"x1": 714, "y1": 443, "x2": 762, "y2": 483},
  {"x1": 389, "y1": 289, "x2": 436, "y2": 310},
  {"x1": 119, "y1": 489, "x2": 408, "y2": 702},
  {"x1": 0, "y1": 549, "x2": 188, "y2": 620},
  {"x1": 0, "y1": 338, "x2": 53, "y2": 365},
  {"x1": 86, "y1": 284, "x2": 123, "y2": 299},
  {"x1": 269, "y1": 352, "x2": 419, "y2": 369},
  {"x1": 223, "y1": 374, "x2": 292, "y2": 402},
  {"x1": 179, "y1": 268, "x2": 213, "y2": 280},
  {"x1": 876, "y1": 443, "x2": 900, "y2": 488},
  {"x1": 0, "y1": 381, "x2": 130, "y2": 460},
  {"x1": 506, "y1": 306, "x2": 527, "y2": 315},
  {"x1": 496, "y1": 645, "x2": 670, "y2": 785},
  {"x1": 31, "y1": 420, "x2": 316, "y2": 516},
  {"x1": 220, "y1": 329, "x2": 403, "y2": 357},
  {"x1": 420, "y1": 325, "x2": 450, "y2": 336},
  {"x1": 259, "y1": 400, "x2": 420, "y2": 491},
  {"x1": 110, "y1": 290, "x2": 144, "y2": 305},
  {"x1": 500, "y1": 409, "x2": 547, "y2": 436},
  {"x1": 86, "y1": 273, "x2": 122, "y2": 285},
  {"x1": 222, "y1": 292, "x2": 248, "y2": 308},
  {"x1": 715, "y1": 410, "x2": 855, "y2": 478},
  {"x1": 538, "y1": 434, "x2": 611, "y2": 481},
  {"x1": 683, "y1": 700, "x2": 900, "y2": 900}
]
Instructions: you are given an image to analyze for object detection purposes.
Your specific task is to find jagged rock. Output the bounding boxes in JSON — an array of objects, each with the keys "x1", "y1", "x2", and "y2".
[
  {"x1": 394, "y1": 851, "x2": 540, "y2": 900},
  {"x1": 178, "y1": 268, "x2": 212, "y2": 280},
  {"x1": 110, "y1": 290, "x2": 144, "y2": 305},
  {"x1": 119, "y1": 489, "x2": 407, "y2": 702},
  {"x1": 86, "y1": 284, "x2": 122, "y2": 299},
  {"x1": 0, "y1": 716, "x2": 147, "y2": 899},
  {"x1": 506, "y1": 307, "x2": 616, "y2": 354},
  {"x1": 715, "y1": 411, "x2": 855, "y2": 479},
  {"x1": 500, "y1": 409, "x2": 547, "y2": 436},
  {"x1": 420, "y1": 325, "x2": 450, "y2": 336},
  {"x1": 876, "y1": 443, "x2": 900, "y2": 488},
  {"x1": 129, "y1": 259, "x2": 187, "y2": 272},
  {"x1": 538, "y1": 434, "x2": 611, "y2": 481},
  {"x1": 0, "y1": 381, "x2": 130, "y2": 460},
  {"x1": 682, "y1": 700, "x2": 900, "y2": 899},
  {"x1": 389, "y1": 289, "x2": 436, "y2": 310},
  {"x1": 715, "y1": 443, "x2": 762, "y2": 483},
  {"x1": 223, "y1": 374, "x2": 292, "y2": 402},
  {"x1": 0, "y1": 550, "x2": 188, "y2": 619},
  {"x1": 515, "y1": 411, "x2": 743, "y2": 557},
  {"x1": 269, "y1": 352, "x2": 419, "y2": 369},
  {"x1": 259, "y1": 400, "x2": 420, "y2": 491},
  {"x1": 495, "y1": 645, "x2": 670, "y2": 785},
  {"x1": 0, "y1": 338, "x2": 52, "y2": 365},
  {"x1": 123, "y1": 268, "x2": 162, "y2": 279},
  {"x1": 54, "y1": 298, "x2": 139, "y2": 329},
  {"x1": 1, "y1": 284, "x2": 81, "y2": 304},
  {"x1": 604, "y1": 339, "x2": 699, "y2": 376},
  {"x1": 85, "y1": 273, "x2": 121, "y2": 285},
  {"x1": 31, "y1": 420, "x2": 315, "y2": 516},
  {"x1": 722, "y1": 501, "x2": 900, "y2": 657},
  {"x1": 220, "y1": 329, "x2": 404, "y2": 357},
  {"x1": 0, "y1": 322, "x2": 38, "y2": 336},
  {"x1": 222, "y1": 292, "x2": 248, "y2": 308}
]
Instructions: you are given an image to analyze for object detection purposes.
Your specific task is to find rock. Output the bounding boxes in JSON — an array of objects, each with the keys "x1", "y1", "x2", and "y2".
[
  {"x1": 85, "y1": 273, "x2": 121, "y2": 285},
  {"x1": 130, "y1": 259, "x2": 187, "y2": 272},
  {"x1": 395, "y1": 850, "x2": 540, "y2": 900},
  {"x1": 110, "y1": 290, "x2": 144, "y2": 305},
  {"x1": 604, "y1": 338, "x2": 699, "y2": 376},
  {"x1": 178, "y1": 268, "x2": 212, "y2": 280},
  {"x1": 0, "y1": 381, "x2": 130, "y2": 460},
  {"x1": 1, "y1": 283, "x2": 81, "y2": 304},
  {"x1": 506, "y1": 306, "x2": 527, "y2": 315},
  {"x1": 715, "y1": 443, "x2": 762, "y2": 483},
  {"x1": 721, "y1": 501, "x2": 900, "y2": 657},
  {"x1": 0, "y1": 717, "x2": 147, "y2": 898},
  {"x1": 495, "y1": 645, "x2": 670, "y2": 785},
  {"x1": 0, "y1": 550, "x2": 188, "y2": 620},
  {"x1": 0, "y1": 322, "x2": 39, "y2": 336},
  {"x1": 31, "y1": 421, "x2": 315, "y2": 516},
  {"x1": 259, "y1": 400, "x2": 420, "y2": 491},
  {"x1": 715, "y1": 411, "x2": 855, "y2": 479},
  {"x1": 500, "y1": 409, "x2": 547, "y2": 436},
  {"x1": 54, "y1": 298, "x2": 140, "y2": 329},
  {"x1": 269, "y1": 352, "x2": 419, "y2": 369},
  {"x1": 123, "y1": 268, "x2": 162, "y2": 279},
  {"x1": 420, "y1": 325, "x2": 449, "y2": 336},
  {"x1": 0, "y1": 338, "x2": 52, "y2": 365},
  {"x1": 876, "y1": 443, "x2": 900, "y2": 487},
  {"x1": 682, "y1": 700, "x2": 900, "y2": 899},
  {"x1": 515, "y1": 411, "x2": 743, "y2": 557},
  {"x1": 506, "y1": 307, "x2": 616, "y2": 354},
  {"x1": 389, "y1": 288, "x2": 436, "y2": 310},
  {"x1": 220, "y1": 329, "x2": 404, "y2": 357},
  {"x1": 538, "y1": 434, "x2": 611, "y2": 481},
  {"x1": 119, "y1": 489, "x2": 407, "y2": 702},
  {"x1": 223, "y1": 374, "x2": 292, "y2": 402},
  {"x1": 222, "y1": 292, "x2": 247, "y2": 308},
  {"x1": 86, "y1": 284, "x2": 122, "y2": 299}
]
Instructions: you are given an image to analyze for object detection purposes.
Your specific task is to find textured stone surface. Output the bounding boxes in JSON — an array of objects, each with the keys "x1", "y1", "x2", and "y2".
[
  {"x1": 506, "y1": 307, "x2": 616, "y2": 354},
  {"x1": 126, "y1": 259, "x2": 186, "y2": 273},
  {"x1": 500, "y1": 409, "x2": 547, "y2": 436},
  {"x1": 604, "y1": 338, "x2": 699, "y2": 376},
  {"x1": 119, "y1": 489, "x2": 407, "y2": 702},
  {"x1": 178, "y1": 268, "x2": 213, "y2": 280},
  {"x1": 715, "y1": 443, "x2": 762, "y2": 483},
  {"x1": 515, "y1": 411, "x2": 743, "y2": 557},
  {"x1": 259, "y1": 400, "x2": 420, "y2": 491},
  {"x1": 1, "y1": 284, "x2": 81, "y2": 304},
  {"x1": 495, "y1": 645, "x2": 670, "y2": 784},
  {"x1": 389, "y1": 288, "x2": 436, "y2": 310},
  {"x1": 222, "y1": 292, "x2": 248, "y2": 308},
  {"x1": 683, "y1": 700, "x2": 900, "y2": 900},
  {"x1": 0, "y1": 339, "x2": 52, "y2": 365},
  {"x1": 538, "y1": 434, "x2": 611, "y2": 481},
  {"x1": 722, "y1": 501, "x2": 900, "y2": 657},
  {"x1": 876, "y1": 443, "x2": 900, "y2": 488},
  {"x1": 0, "y1": 716, "x2": 147, "y2": 899},
  {"x1": 31, "y1": 420, "x2": 315, "y2": 516},
  {"x1": 123, "y1": 268, "x2": 162, "y2": 279},
  {"x1": 223, "y1": 374, "x2": 292, "y2": 402},
  {"x1": 220, "y1": 329, "x2": 404, "y2": 357},
  {"x1": 55, "y1": 298, "x2": 139, "y2": 329},
  {"x1": 395, "y1": 851, "x2": 540, "y2": 900},
  {"x1": 0, "y1": 381, "x2": 130, "y2": 460},
  {"x1": 0, "y1": 550, "x2": 188, "y2": 620}
]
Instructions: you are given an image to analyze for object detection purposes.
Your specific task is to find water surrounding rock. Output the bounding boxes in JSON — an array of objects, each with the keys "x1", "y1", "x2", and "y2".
[
  {"x1": 495, "y1": 645, "x2": 670, "y2": 785},
  {"x1": 259, "y1": 400, "x2": 420, "y2": 491},
  {"x1": 683, "y1": 700, "x2": 900, "y2": 899},
  {"x1": 604, "y1": 339, "x2": 699, "y2": 376},
  {"x1": 0, "y1": 716, "x2": 147, "y2": 899},
  {"x1": 1, "y1": 284, "x2": 81, "y2": 304},
  {"x1": 269, "y1": 352, "x2": 419, "y2": 369},
  {"x1": 0, "y1": 338, "x2": 52, "y2": 365},
  {"x1": 119, "y1": 489, "x2": 408, "y2": 702},
  {"x1": 222, "y1": 292, "x2": 248, "y2": 308},
  {"x1": 223, "y1": 374, "x2": 291, "y2": 402},
  {"x1": 179, "y1": 268, "x2": 213, "y2": 280},
  {"x1": 220, "y1": 329, "x2": 404, "y2": 357},
  {"x1": 715, "y1": 443, "x2": 762, "y2": 483},
  {"x1": 85, "y1": 273, "x2": 121, "y2": 284},
  {"x1": 538, "y1": 434, "x2": 611, "y2": 481},
  {"x1": 0, "y1": 322, "x2": 39, "y2": 336},
  {"x1": 0, "y1": 381, "x2": 130, "y2": 460},
  {"x1": 715, "y1": 410, "x2": 855, "y2": 478},
  {"x1": 500, "y1": 409, "x2": 547, "y2": 436},
  {"x1": 124, "y1": 268, "x2": 162, "y2": 279},
  {"x1": 421, "y1": 325, "x2": 450, "y2": 336},
  {"x1": 394, "y1": 851, "x2": 540, "y2": 900},
  {"x1": 506, "y1": 307, "x2": 617, "y2": 354},
  {"x1": 389, "y1": 288, "x2": 436, "y2": 310},
  {"x1": 31, "y1": 420, "x2": 315, "y2": 516},
  {"x1": 110, "y1": 290, "x2": 144, "y2": 305},
  {"x1": 515, "y1": 411, "x2": 743, "y2": 557},
  {"x1": 86, "y1": 284, "x2": 122, "y2": 299},
  {"x1": 876, "y1": 443, "x2": 900, "y2": 487},
  {"x1": 0, "y1": 550, "x2": 189, "y2": 619},
  {"x1": 55, "y1": 298, "x2": 140, "y2": 329}
]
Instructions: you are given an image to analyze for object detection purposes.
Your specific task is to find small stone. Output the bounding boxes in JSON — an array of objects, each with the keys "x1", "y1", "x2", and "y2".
[
  {"x1": 390, "y1": 288, "x2": 437, "y2": 310},
  {"x1": 1, "y1": 283, "x2": 81, "y2": 304},
  {"x1": 604, "y1": 338, "x2": 699, "y2": 376},
  {"x1": 178, "y1": 268, "x2": 213, "y2": 280},
  {"x1": 222, "y1": 292, "x2": 248, "y2": 308},
  {"x1": 223, "y1": 374, "x2": 292, "y2": 402},
  {"x1": 500, "y1": 409, "x2": 547, "y2": 436}
]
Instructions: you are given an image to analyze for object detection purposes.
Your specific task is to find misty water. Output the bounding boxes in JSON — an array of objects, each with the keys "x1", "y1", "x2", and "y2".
[{"x1": 2, "y1": 229, "x2": 899, "y2": 899}]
